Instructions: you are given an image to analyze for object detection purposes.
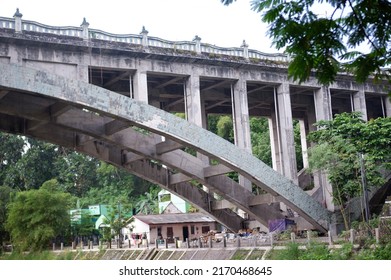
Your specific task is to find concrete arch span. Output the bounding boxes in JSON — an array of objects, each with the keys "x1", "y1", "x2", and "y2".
[{"x1": 0, "y1": 63, "x2": 330, "y2": 232}]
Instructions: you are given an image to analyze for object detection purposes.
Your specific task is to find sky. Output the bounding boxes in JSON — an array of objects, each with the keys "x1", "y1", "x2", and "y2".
[{"x1": 1, "y1": 0, "x2": 281, "y2": 54}]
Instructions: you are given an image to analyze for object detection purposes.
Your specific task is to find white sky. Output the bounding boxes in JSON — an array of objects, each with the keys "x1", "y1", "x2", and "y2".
[{"x1": 2, "y1": 0, "x2": 281, "y2": 54}]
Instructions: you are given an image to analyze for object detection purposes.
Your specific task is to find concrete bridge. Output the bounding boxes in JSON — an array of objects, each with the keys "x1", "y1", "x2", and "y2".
[{"x1": 0, "y1": 10, "x2": 390, "y2": 233}]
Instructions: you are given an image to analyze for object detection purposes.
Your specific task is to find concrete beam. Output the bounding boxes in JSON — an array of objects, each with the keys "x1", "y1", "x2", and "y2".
[
  {"x1": 169, "y1": 173, "x2": 191, "y2": 185},
  {"x1": 105, "y1": 119, "x2": 130, "y2": 135},
  {"x1": 204, "y1": 164, "x2": 232, "y2": 178},
  {"x1": 249, "y1": 193, "x2": 282, "y2": 206},
  {"x1": 156, "y1": 139, "x2": 183, "y2": 155},
  {"x1": 0, "y1": 90, "x2": 9, "y2": 99}
]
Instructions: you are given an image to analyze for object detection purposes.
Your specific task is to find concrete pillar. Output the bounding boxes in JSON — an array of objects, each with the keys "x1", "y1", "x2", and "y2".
[
  {"x1": 60, "y1": 243, "x2": 64, "y2": 251},
  {"x1": 275, "y1": 83, "x2": 298, "y2": 183},
  {"x1": 13, "y1": 9, "x2": 23, "y2": 33},
  {"x1": 232, "y1": 78, "x2": 252, "y2": 191},
  {"x1": 133, "y1": 68, "x2": 148, "y2": 103},
  {"x1": 349, "y1": 229, "x2": 355, "y2": 244},
  {"x1": 268, "y1": 115, "x2": 282, "y2": 173},
  {"x1": 328, "y1": 231, "x2": 333, "y2": 245},
  {"x1": 290, "y1": 232, "x2": 296, "y2": 242},
  {"x1": 185, "y1": 74, "x2": 209, "y2": 169},
  {"x1": 352, "y1": 89, "x2": 368, "y2": 121},
  {"x1": 307, "y1": 230, "x2": 311, "y2": 243},
  {"x1": 80, "y1": 18, "x2": 89, "y2": 40},
  {"x1": 313, "y1": 86, "x2": 335, "y2": 212},
  {"x1": 299, "y1": 119, "x2": 309, "y2": 169},
  {"x1": 185, "y1": 74, "x2": 203, "y2": 126},
  {"x1": 193, "y1": 35, "x2": 202, "y2": 54},
  {"x1": 198, "y1": 237, "x2": 203, "y2": 248},
  {"x1": 383, "y1": 96, "x2": 391, "y2": 117},
  {"x1": 314, "y1": 86, "x2": 333, "y2": 120},
  {"x1": 375, "y1": 228, "x2": 379, "y2": 244},
  {"x1": 52, "y1": 243, "x2": 55, "y2": 251}
]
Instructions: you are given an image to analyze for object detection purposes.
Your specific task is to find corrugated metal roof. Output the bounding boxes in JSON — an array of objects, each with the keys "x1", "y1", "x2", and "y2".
[{"x1": 134, "y1": 212, "x2": 215, "y2": 225}]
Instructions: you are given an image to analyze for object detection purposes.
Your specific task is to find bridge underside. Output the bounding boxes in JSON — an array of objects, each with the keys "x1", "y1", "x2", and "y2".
[{"x1": 0, "y1": 63, "x2": 330, "y2": 232}]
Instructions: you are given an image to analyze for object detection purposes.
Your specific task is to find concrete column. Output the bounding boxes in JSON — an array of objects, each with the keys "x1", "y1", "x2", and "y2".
[
  {"x1": 313, "y1": 86, "x2": 334, "y2": 212},
  {"x1": 352, "y1": 89, "x2": 367, "y2": 121},
  {"x1": 133, "y1": 69, "x2": 148, "y2": 103},
  {"x1": 299, "y1": 119, "x2": 309, "y2": 169},
  {"x1": 185, "y1": 75, "x2": 208, "y2": 152},
  {"x1": 232, "y1": 78, "x2": 252, "y2": 191},
  {"x1": 268, "y1": 115, "x2": 282, "y2": 173},
  {"x1": 314, "y1": 86, "x2": 333, "y2": 121},
  {"x1": 13, "y1": 9, "x2": 23, "y2": 33},
  {"x1": 185, "y1": 74, "x2": 203, "y2": 126},
  {"x1": 185, "y1": 74, "x2": 210, "y2": 195},
  {"x1": 275, "y1": 83, "x2": 298, "y2": 183},
  {"x1": 384, "y1": 96, "x2": 391, "y2": 117}
]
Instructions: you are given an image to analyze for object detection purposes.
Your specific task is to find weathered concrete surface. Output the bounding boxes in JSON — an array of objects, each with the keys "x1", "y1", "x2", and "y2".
[{"x1": 0, "y1": 63, "x2": 331, "y2": 231}]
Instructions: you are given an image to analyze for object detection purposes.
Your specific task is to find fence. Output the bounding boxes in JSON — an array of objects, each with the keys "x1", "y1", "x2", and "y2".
[{"x1": 0, "y1": 14, "x2": 289, "y2": 63}]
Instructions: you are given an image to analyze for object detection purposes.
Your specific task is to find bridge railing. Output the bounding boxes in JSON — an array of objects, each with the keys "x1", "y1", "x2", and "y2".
[{"x1": 0, "y1": 14, "x2": 289, "y2": 63}]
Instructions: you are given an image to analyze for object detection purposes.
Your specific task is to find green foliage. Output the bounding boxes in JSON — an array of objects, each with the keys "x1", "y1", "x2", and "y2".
[
  {"x1": 0, "y1": 133, "x2": 25, "y2": 186},
  {"x1": 300, "y1": 242, "x2": 330, "y2": 260},
  {"x1": 329, "y1": 242, "x2": 354, "y2": 260},
  {"x1": 250, "y1": 117, "x2": 272, "y2": 167},
  {"x1": 271, "y1": 242, "x2": 301, "y2": 260},
  {"x1": 4, "y1": 140, "x2": 59, "y2": 191},
  {"x1": 80, "y1": 162, "x2": 135, "y2": 206},
  {"x1": 55, "y1": 150, "x2": 99, "y2": 197},
  {"x1": 223, "y1": 0, "x2": 391, "y2": 88},
  {"x1": 307, "y1": 112, "x2": 391, "y2": 229},
  {"x1": 5, "y1": 185, "x2": 73, "y2": 252},
  {"x1": 0, "y1": 185, "x2": 14, "y2": 248},
  {"x1": 135, "y1": 185, "x2": 160, "y2": 215},
  {"x1": 216, "y1": 115, "x2": 234, "y2": 143}
]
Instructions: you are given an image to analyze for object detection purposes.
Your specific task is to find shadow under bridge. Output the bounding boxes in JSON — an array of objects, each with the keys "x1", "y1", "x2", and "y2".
[{"x1": 0, "y1": 63, "x2": 330, "y2": 233}]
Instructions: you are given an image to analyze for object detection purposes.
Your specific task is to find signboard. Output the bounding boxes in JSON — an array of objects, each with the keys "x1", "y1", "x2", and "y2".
[{"x1": 89, "y1": 205, "x2": 101, "y2": 216}]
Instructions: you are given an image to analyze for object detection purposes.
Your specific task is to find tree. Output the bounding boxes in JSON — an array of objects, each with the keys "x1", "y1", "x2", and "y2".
[
  {"x1": 55, "y1": 150, "x2": 99, "y2": 197},
  {"x1": 3, "y1": 139, "x2": 59, "y2": 191},
  {"x1": 222, "y1": 0, "x2": 391, "y2": 88},
  {"x1": 307, "y1": 112, "x2": 391, "y2": 229},
  {"x1": 102, "y1": 201, "x2": 133, "y2": 248},
  {"x1": 0, "y1": 133, "x2": 25, "y2": 187},
  {"x1": 0, "y1": 185, "x2": 15, "y2": 249},
  {"x1": 135, "y1": 186, "x2": 160, "y2": 215},
  {"x1": 5, "y1": 180, "x2": 73, "y2": 252}
]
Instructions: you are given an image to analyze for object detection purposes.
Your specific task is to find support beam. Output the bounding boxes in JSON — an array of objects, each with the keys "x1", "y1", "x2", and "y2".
[
  {"x1": 156, "y1": 139, "x2": 183, "y2": 155},
  {"x1": 104, "y1": 71, "x2": 132, "y2": 88},
  {"x1": 0, "y1": 90, "x2": 9, "y2": 99},
  {"x1": 105, "y1": 119, "x2": 130, "y2": 135},
  {"x1": 204, "y1": 164, "x2": 232, "y2": 178}
]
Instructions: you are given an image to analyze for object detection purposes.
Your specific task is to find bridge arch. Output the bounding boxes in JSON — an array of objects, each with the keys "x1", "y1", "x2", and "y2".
[{"x1": 0, "y1": 62, "x2": 330, "y2": 232}]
